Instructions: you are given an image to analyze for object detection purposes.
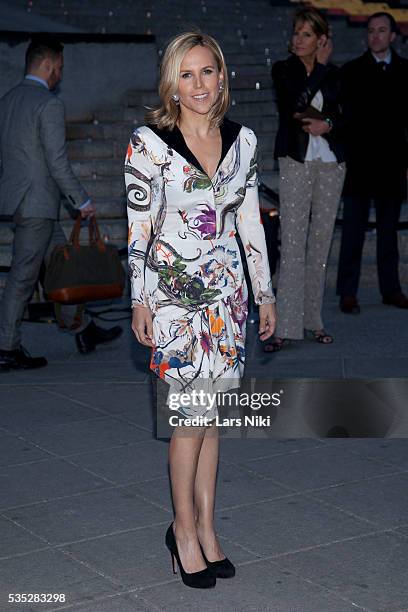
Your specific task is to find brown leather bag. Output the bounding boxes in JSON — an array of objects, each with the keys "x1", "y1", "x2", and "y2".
[{"x1": 44, "y1": 217, "x2": 125, "y2": 304}]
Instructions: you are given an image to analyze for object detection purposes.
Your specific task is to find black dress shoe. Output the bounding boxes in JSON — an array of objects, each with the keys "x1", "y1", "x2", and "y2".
[
  {"x1": 0, "y1": 346, "x2": 47, "y2": 371},
  {"x1": 339, "y1": 296, "x2": 360, "y2": 314},
  {"x1": 75, "y1": 320, "x2": 123, "y2": 354},
  {"x1": 382, "y1": 292, "x2": 408, "y2": 309}
]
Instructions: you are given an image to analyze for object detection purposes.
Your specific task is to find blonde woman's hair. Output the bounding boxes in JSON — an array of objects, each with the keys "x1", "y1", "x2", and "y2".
[
  {"x1": 146, "y1": 31, "x2": 230, "y2": 130},
  {"x1": 293, "y1": 6, "x2": 329, "y2": 38}
]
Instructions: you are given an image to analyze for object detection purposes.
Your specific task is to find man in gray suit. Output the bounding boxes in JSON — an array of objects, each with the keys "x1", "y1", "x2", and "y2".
[{"x1": 0, "y1": 38, "x2": 122, "y2": 370}]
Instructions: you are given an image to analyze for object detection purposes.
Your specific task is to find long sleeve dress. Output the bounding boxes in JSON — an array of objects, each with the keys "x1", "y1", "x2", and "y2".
[{"x1": 125, "y1": 118, "x2": 275, "y2": 418}]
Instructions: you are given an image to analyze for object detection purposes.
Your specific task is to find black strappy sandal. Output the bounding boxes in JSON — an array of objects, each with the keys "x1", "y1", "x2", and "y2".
[
  {"x1": 263, "y1": 337, "x2": 289, "y2": 353},
  {"x1": 309, "y1": 329, "x2": 333, "y2": 344}
]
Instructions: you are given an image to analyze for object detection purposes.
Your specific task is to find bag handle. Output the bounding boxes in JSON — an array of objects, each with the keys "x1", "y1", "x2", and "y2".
[
  {"x1": 69, "y1": 216, "x2": 106, "y2": 252},
  {"x1": 89, "y1": 217, "x2": 106, "y2": 252},
  {"x1": 69, "y1": 216, "x2": 82, "y2": 250}
]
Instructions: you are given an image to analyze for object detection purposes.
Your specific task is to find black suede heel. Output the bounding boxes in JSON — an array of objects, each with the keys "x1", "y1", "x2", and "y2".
[
  {"x1": 165, "y1": 523, "x2": 216, "y2": 589},
  {"x1": 200, "y1": 545, "x2": 236, "y2": 578}
]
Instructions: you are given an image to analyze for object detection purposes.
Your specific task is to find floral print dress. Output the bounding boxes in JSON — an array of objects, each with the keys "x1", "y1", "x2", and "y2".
[{"x1": 125, "y1": 118, "x2": 275, "y2": 418}]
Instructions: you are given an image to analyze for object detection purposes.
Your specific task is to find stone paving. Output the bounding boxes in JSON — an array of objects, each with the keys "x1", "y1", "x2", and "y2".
[{"x1": 1, "y1": 289, "x2": 408, "y2": 611}]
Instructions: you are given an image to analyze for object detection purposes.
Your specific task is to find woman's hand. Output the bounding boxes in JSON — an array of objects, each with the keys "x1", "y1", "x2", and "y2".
[
  {"x1": 258, "y1": 303, "x2": 277, "y2": 341},
  {"x1": 132, "y1": 305, "x2": 154, "y2": 347},
  {"x1": 300, "y1": 118, "x2": 331, "y2": 137},
  {"x1": 316, "y1": 35, "x2": 333, "y2": 65}
]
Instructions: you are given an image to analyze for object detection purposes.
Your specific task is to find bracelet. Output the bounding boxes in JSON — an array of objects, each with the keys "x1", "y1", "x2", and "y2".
[{"x1": 324, "y1": 117, "x2": 333, "y2": 131}]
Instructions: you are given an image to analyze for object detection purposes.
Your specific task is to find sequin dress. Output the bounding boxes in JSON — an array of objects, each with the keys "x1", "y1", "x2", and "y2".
[{"x1": 125, "y1": 118, "x2": 275, "y2": 417}]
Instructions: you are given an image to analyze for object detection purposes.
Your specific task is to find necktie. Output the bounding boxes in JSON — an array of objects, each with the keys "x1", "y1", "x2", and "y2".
[{"x1": 377, "y1": 61, "x2": 388, "y2": 72}]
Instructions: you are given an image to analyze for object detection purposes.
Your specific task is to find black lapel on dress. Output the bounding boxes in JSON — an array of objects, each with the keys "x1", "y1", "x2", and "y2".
[
  {"x1": 218, "y1": 117, "x2": 242, "y2": 169},
  {"x1": 147, "y1": 117, "x2": 242, "y2": 175}
]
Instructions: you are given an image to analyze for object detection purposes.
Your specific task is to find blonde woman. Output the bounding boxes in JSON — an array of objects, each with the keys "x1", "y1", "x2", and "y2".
[
  {"x1": 265, "y1": 7, "x2": 345, "y2": 352},
  {"x1": 125, "y1": 32, "x2": 276, "y2": 588}
]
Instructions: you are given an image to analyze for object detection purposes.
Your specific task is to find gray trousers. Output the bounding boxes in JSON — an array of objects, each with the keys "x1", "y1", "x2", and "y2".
[
  {"x1": 275, "y1": 157, "x2": 346, "y2": 340},
  {"x1": 0, "y1": 211, "x2": 89, "y2": 351}
]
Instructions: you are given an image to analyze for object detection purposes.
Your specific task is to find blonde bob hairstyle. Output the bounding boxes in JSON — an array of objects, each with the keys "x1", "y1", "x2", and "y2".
[
  {"x1": 292, "y1": 7, "x2": 329, "y2": 39},
  {"x1": 146, "y1": 31, "x2": 230, "y2": 130},
  {"x1": 288, "y1": 7, "x2": 330, "y2": 53}
]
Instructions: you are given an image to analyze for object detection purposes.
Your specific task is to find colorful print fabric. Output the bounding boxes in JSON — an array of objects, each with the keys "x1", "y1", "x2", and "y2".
[{"x1": 125, "y1": 121, "x2": 274, "y2": 417}]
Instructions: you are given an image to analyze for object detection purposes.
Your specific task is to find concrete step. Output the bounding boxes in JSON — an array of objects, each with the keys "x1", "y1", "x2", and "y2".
[
  {"x1": 67, "y1": 139, "x2": 117, "y2": 160},
  {"x1": 228, "y1": 101, "x2": 277, "y2": 119},
  {"x1": 258, "y1": 132, "x2": 277, "y2": 154},
  {"x1": 70, "y1": 158, "x2": 124, "y2": 179},
  {"x1": 0, "y1": 245, "x2": 11, "y2": 267},
  {"x1": 230, "y1": 88, "x2": 274, "y2": 103},
  {"x1": 225, "y1": 52, "x2": 275, "y2": 66},
  {"x1": 0, "y1": 222, "x2": 14, "y2": 246},
  {"x1": 259, "y1": 170, "x2": 280, "y2": 192},
  {"x1": 80, "y1": 176, "x2": 125, "y2": 198},
  {"x1": 67, "y1": 121, "x2": 136, "y2": 142},
  {"x1": 125, "y1": 90, "x2": 160, "y2": 108},
  {"x1": 20, "y1": 4, "x2": 277, "y2": 18},
  {"x1": 227, "y1": 64, "x2": 272, "y2": 77},
  {"x1": 17, "y1": 0, "x2": 273, "y2": 11},
  {"x1": 230, "y1": 114, "x2": 277, "y2": 133},
  {"x1": 258, "y1": 154, "x2": 277, "y2": 172},
  {"x1": 228, "y1": 74, "x2": 272, "y2": 90},
  {"x1": 93, "y1": 107, "x2": 148, "y2": 124}
]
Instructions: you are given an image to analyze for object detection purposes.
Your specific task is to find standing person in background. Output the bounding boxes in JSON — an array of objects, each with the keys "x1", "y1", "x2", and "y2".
[
  {"x1": 264, "y1": 7, "x2": 345, "y2": 353},
  {"x1": 337, "y1": 12, "x2": 408, "y2": 314},
  {"x1": 0, "y1": 38, "x2": 122, "y2": 371}
]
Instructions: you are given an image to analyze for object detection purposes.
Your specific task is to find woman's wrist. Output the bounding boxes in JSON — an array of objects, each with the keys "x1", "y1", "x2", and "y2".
[{"x1": 132, "y1": 302, "x2": 148, "y2": 309}]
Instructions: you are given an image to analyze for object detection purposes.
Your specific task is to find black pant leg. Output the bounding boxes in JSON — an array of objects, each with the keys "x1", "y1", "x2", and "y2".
[
  {"x1": 336, "y1": 196, "x2": 371, "y2": 297},
  {"x1": 374, "y1": 197, "x2": 402, "y2": 297}
]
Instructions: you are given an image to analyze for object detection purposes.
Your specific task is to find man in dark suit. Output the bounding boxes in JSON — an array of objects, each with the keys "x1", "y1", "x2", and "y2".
[
  {"x1": 336, "y1": 12, "x2": 408, "y2": 313},
  {"x1": 0, "y1": 38, "x2": 122, "y2": 370}
]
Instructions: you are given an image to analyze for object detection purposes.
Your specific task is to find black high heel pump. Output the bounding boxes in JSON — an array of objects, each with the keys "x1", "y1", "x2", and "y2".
[
  {"x1": 165, "y1": 523, "x2": 216, "y2": 589},
  {"x1": 200, "y1": 545, "x2": 236, "y2": 578}
]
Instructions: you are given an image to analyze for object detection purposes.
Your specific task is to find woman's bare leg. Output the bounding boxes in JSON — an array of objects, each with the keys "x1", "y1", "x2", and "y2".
[
  {"x1": 169, "y1": 425, "x2": 208, "y2": 573},
  {"x1": 194, "y1": 424, "x2": 226, "y2": 561}
]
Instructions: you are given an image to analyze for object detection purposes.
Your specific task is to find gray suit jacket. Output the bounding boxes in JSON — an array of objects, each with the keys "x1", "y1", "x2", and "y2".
[{"x1": 0, "y1": 78, "x2": 88, "y2": 220}]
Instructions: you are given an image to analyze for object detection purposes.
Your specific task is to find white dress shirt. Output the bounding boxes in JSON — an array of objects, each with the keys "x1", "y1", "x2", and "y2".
[
  {"x1": 304, "y1": 89, "x2": 337, "y2": 163},
  {"x1": 372, "y1": 50, "x2": 392, "y2": 64}
]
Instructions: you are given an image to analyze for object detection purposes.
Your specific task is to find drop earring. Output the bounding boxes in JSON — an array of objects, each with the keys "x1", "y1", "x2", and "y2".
[
  {"x1": 218, "y1": 81, "x2": 224, "y2": 91},
  {"x1": 171, "y1": 94, "x2": 180, "y2": 104}
]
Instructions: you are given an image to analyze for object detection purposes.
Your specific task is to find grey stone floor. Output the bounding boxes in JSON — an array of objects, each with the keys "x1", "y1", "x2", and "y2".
[{"x1": 1, "y1": 289, "x2": 408, "y2": 611}]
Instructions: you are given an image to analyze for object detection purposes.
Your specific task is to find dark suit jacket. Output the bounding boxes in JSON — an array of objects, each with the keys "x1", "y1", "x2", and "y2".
[
  {"x1": 272, "y1": 54, "x2": 345, "y2": 164},
  {"x1": 0, "y1": 78, "x2": 88, "y2": 219},
  {"x1": 341, "y1": 49, "x2": 408, "y2": 199}
]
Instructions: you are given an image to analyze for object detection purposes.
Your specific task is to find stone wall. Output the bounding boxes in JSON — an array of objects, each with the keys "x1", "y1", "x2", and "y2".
[{"x1": 0, "y1": 39, "x2": 158, "y2": 121}]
